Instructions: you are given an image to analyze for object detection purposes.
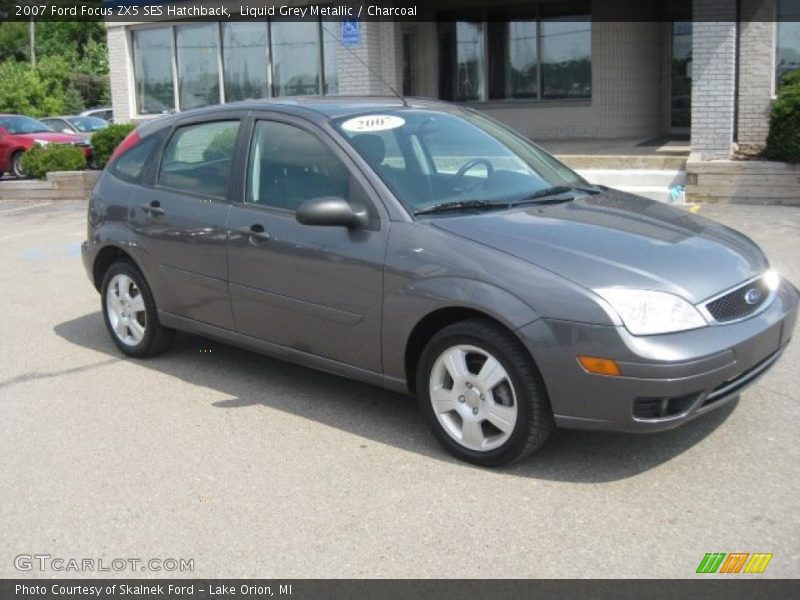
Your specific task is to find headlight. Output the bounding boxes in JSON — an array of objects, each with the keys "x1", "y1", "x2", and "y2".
[
  {"x1": 594, "y1": 288, "x2": 707, "y2": 335},
  {"x1": 33, "y1": 139, "x2": 50, "y2": 146},
  {"x1": 763, "y1": 268, "x2": 780, "y2": 291}
]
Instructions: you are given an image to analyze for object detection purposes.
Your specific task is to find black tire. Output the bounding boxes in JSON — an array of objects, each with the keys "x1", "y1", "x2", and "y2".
[
  {"x1": 417, "y1": 319, "x2": 554, "y2": 466},
  {"x1": 101, "y1": 259, "x2": 174, "y2": 358},
  {"x1": 11, "y1": 151, "x2": 25, "y2": 178}
]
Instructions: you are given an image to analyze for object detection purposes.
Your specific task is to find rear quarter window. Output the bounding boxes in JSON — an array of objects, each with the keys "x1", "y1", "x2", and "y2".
[{"x1": 110, "y1": 134, "x2": 163, "y2": 182}]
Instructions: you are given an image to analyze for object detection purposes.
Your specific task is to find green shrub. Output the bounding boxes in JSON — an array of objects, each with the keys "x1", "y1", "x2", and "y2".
[
  {"x1": 764, "y1": 69, "x2": 800, "y2": 164},
  {"x1": 91, "y1": 123, "x2": 136, "y2": 168},
  {"x1": 20, "y1": 143, "x2": 86, "y2": 179}
]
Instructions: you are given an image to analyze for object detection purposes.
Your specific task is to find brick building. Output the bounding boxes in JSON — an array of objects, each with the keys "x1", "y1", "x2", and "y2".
[{"x1": 106, "y1": 0, "x2": 799, "y2": 160}]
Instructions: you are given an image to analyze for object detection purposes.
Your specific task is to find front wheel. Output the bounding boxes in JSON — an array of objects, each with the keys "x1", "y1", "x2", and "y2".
[
  {"x1": 11, "y1": 151, "x2": 25, "y2": 178},
  {"x1": 101, "y1": 260, "x2": 174, "y2": 357},
  {"x1": 417, "y1": 319, "x2": 553, "y2": 466}
]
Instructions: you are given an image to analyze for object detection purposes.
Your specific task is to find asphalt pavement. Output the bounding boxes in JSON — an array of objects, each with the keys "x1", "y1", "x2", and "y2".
[{"x1": 0, "y1": 199, "x2": 798, "y2": 578}]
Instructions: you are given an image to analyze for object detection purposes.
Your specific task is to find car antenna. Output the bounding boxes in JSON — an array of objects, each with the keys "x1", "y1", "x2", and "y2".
[{"x1": 320, "y1": 21, "x2": 408, "y2": 106}]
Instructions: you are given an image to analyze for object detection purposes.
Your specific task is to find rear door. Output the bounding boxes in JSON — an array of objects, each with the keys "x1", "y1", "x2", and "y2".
[
  {"x1": 129, "y1": 114, "x2": 245, "y2": 330},
  {"x1": 225, "y1": 114, "x2": 389, "y2": 372}
]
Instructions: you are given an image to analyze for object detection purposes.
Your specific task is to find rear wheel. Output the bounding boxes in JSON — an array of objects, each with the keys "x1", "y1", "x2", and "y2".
[
  {"x1": 10, "y1": 151, "x2": 25, "y2": 178},
  {"x1": 101, "y1": 260, "x2": 174, "y2": 357},
  {"x1": 417, "y1": 319, "x2": 553, "y2": 466}
]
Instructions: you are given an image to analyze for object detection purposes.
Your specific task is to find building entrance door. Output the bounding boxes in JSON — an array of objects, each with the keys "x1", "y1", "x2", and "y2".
[{"x1": 670, "y1": 21, "x2": 692, "y2": 133}]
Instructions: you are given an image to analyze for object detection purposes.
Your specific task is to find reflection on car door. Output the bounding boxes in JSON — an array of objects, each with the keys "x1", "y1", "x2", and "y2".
[
  {"x1": 226, "y1": 116, "x2": 387, "y2": 372},
  {"x1": 130, "y1": 116, "x2": 243, "y2": 330}
]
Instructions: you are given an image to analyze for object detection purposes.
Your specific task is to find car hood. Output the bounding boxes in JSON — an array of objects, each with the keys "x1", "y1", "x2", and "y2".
[
  {"x1": 16, "y1": 132, "x2": 85, "y2": 143},
  {"x1": 431, "y1": 189, "x2": 768, "y2": 304}
]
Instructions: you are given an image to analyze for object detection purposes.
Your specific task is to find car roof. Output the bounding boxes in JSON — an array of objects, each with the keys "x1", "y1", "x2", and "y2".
[{"x1": 139, "y1": 96, "x2": 458, "y2": 135}]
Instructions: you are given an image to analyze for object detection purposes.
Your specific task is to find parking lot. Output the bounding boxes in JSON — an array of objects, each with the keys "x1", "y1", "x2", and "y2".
[{"x1": 0, "y1": 199, "x2": 798, "y2": 578}]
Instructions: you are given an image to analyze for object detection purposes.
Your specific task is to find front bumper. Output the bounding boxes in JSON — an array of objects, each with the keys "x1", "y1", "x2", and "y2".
[{"x1": 518, "y1": 278, "x2": 799, "y2": 433}]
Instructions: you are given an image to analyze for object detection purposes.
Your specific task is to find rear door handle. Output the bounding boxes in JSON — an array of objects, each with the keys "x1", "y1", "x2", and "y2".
[
  {"x1": 141, "y1": 201, "x2": 165, "y2": 216},
  {"x1": 239, "y1": 224, "x2": 271, "y2": 241}
]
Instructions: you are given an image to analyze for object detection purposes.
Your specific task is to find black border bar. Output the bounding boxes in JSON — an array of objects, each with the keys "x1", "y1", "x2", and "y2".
[
  {"x1": 0, "y1": 0, "x2": 799, "y2": 23},
  {"x1": 2, "y1": 579, "x2": 800, "y2": 600}
]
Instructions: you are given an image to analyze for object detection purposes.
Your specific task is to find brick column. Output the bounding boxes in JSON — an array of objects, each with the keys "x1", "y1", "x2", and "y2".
[
  {"x1": 106, "y1": 24, "x2": 135, "y2": 124},
  {"x1": 335, "y1": 21, "x2": 401, "y2": 96},
  {"x1": 691, "y1": 1, "x2": 737, "y2": 159},
  {"x1": 737, "y1": 0, "x2": 777, "y2": 153}
]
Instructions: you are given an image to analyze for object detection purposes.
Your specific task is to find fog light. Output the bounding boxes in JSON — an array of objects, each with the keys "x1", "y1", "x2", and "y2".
[{"x1": 577, "y1": 355, "x2": 621, "y2": 376}]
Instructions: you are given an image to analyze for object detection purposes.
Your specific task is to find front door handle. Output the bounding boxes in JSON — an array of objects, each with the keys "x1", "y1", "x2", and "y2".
[
  {"x1": 141, "y1": 201, "x2": 165, "y2": 216},
  {"x1": 239, "y1": 224, "x2": 271, "y2": 241}
]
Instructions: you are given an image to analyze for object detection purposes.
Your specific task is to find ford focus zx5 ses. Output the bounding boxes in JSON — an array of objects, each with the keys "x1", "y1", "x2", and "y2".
[{"x1": 82, "y1": 98, "x2": 798, "y2": 466}]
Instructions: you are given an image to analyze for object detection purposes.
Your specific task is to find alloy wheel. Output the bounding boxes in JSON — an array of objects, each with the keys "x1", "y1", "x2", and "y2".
[
  {"x1": 429, "y1": 344, "x2": 518, "y2": 452},
  {"x1": 106, "y1": 273, "x2": 147, "y2": 346}
]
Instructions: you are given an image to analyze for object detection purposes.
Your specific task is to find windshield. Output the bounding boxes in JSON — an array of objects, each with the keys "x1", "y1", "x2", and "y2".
[
  {"x1": 0, "y1": 115, "x2": 54, "y2": 135},
  {"x1": 70, "y1": 116, "x2": 108, "y2": 133},
  {"x1": 332, "y1": 108, "x2": 587, "y2": 214}
]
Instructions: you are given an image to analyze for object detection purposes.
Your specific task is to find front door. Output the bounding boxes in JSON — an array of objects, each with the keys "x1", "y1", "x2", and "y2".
[
  {"x1": 226, "y1": 117, "x2": 387, "y2": 372},
  {"x1": 130, "y1": 117, "x2": 243, "y2": 330}
]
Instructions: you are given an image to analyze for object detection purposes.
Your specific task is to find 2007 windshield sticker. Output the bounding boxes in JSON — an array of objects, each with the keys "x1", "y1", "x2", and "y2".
[{"x1": 341, "y1": 115, "x2": 406, "y2": 133}]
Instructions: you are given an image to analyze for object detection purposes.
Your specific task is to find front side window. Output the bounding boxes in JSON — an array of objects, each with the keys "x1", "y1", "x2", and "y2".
[
  {"x1": 132, "y1": 28, "x2": 175, "y2": 115},
  {"x1": 777, "y1": 0, "x2": 800, "y2": 88},
  {"x1": 159, "y1": 120, "x2": 239, "y2": 198},
  {"x1": 247, "y1": 121, "x2": 358, "y2": 212},
  {"x1": 71, "y1": 117, "x2": 108, "y2": 133},
  {"x1": 176, "y1": 24, "x2": 221, "y2": 110},
  {"x1": 43, "y1": 118, "x2": 68, "y2": 132},
  {"x1": 334, "y1": 109, "x2": 585, "y2": 213}
]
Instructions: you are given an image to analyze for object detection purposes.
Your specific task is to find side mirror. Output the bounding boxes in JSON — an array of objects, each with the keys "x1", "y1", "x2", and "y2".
[
  {"x1": 296, "y1": 196, "x2": 369, "y2": 229},
  {"x1": 63, "y1": 128, "x2": 73, "y2": 134}
]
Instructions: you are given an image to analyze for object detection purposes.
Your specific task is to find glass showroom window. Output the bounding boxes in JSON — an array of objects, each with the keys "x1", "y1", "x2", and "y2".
[
  {"x1": 176, "y1": 24, "x2": 221, "y2": 110},
  {"x1": 322, "y1": 20, "x2": 339, "y2": 95},
  {"x1": 488, "y1": 19, "x2": 538, "y2": 100},
  {"x1": 132, "y1": 28, "x2": 175, "y2": 115},
  {"x1": 438, "y1": 7, "x2": 590, "y2": 103},
  {"x1": 271, "y1": 20, "x2": 322, "y2": 96},
  {"x1": 222, "y1": 22, "x2": 270, "y2": 102},
  {"x1": 541, "y1": 15, "x2": 591, "y2": 99},
  {"x1": 776, "y1": 0, "x2": 800, "y2": 88}
]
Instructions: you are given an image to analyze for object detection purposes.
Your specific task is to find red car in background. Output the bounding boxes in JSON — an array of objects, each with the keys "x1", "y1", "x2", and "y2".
[{"x1": 0, "y1": 114, "x2": 92, "y2": 178}]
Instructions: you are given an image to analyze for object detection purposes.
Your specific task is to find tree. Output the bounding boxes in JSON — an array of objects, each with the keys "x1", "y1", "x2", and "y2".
[{"x1": 0, "y1": 20, "x2": 109, "y2": 114}]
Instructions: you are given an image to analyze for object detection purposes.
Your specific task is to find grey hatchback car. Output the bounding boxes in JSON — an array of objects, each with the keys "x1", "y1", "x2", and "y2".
[{"x1": 82, "y1": 98, "x2": 798, "y2": 466}]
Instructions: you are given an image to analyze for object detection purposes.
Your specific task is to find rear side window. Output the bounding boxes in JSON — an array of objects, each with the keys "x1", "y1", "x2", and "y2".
[
  {"x1": 158, "y1": 120, "x2": 240, "y2": 199},
  {"x1": 111, "y1": 135, "x2": 162, "y2": 182}
]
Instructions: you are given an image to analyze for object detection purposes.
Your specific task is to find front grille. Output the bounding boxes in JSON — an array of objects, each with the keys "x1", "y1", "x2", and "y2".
[{"x1": 705, "y1": 277, "x2": 770, "y2": 323}]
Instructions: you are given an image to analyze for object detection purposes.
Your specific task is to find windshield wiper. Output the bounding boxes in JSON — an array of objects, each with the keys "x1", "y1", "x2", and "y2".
[
  {"x1": 511, "y1": 185, "x2": 600, "y2": 207},
  {"x1": 414, "y1": 199, "x2": 509, "y2": 216}
]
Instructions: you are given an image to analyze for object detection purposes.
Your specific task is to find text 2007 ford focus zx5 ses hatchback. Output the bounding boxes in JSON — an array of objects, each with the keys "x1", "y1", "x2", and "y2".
[{"x1": 82, "y1": 98, "x2": 798, "y2": 466}]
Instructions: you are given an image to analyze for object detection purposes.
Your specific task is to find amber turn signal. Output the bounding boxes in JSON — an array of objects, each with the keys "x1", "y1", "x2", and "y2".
[{"x1": 577, "y1": 355, "x2": 621, "y2": 376}]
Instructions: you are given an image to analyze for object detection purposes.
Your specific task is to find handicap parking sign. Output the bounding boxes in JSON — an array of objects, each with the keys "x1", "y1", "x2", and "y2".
[{"x1": 341, "y1": 19, "x2": 360, "y2": 46}]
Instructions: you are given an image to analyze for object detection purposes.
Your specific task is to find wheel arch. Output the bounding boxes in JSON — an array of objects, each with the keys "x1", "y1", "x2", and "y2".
[
  {"x1": 403, "y1": 306, "x2": 538, "y2": 395},
  {"x1": 92, "y1": 244, "x2": 141, "y2": 292}
]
